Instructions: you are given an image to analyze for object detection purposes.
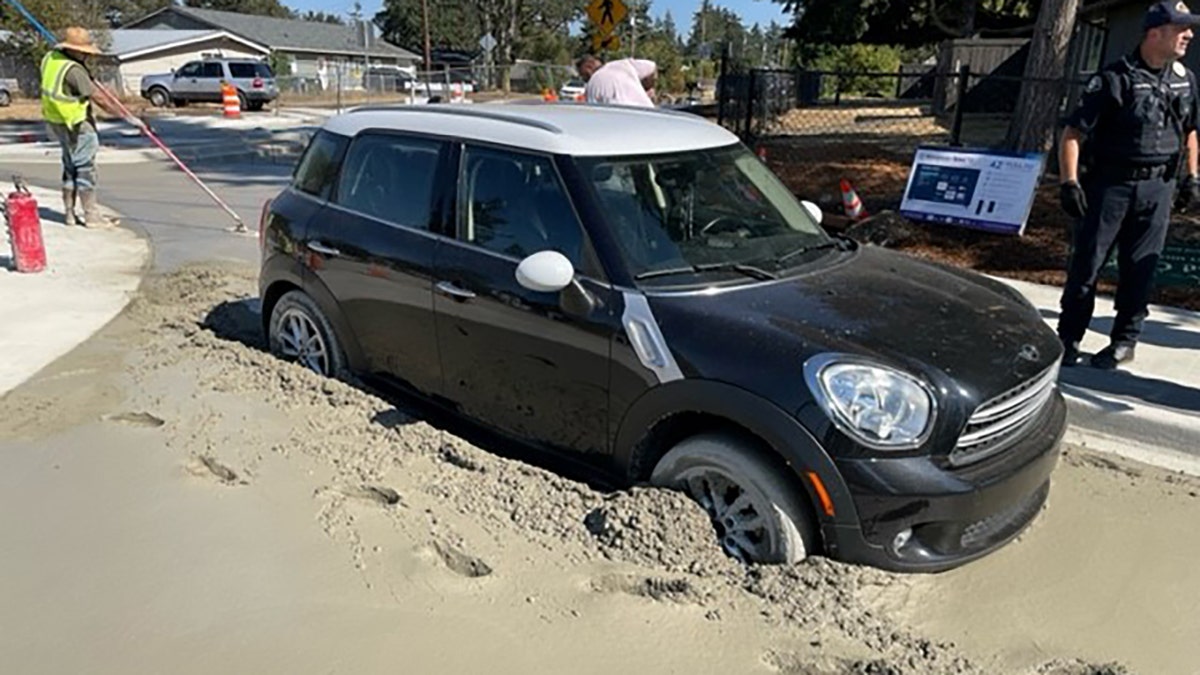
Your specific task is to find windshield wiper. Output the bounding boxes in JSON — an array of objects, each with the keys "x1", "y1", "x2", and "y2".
[
  {"x1": 775, "y1": 235, "x2": 854, "y2": 266},
  {"x1": 635, "y1": 262, "x2": 778, "y2": 282}
]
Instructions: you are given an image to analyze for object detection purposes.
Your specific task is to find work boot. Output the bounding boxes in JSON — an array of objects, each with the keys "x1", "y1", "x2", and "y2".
[
  {"x1": 1060, "y1": 339, "x2": 1082, "y2": 367},
  {"x1": 61, "y1": 188, "x2": 77, "y2": 227},
  {"x1": 1091, "y1": 343, "x2": 1136, "y2": 371},
  {"x1": 78, "y1": 190, "x2": 117, "y2": 228}
]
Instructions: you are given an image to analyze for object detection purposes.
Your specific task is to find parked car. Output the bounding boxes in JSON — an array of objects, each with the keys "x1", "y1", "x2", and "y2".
[
  {"x1": 364, "y1": 66, "x2": 416, "y2": 93},
  {"x1": 258, "y1": 104, "x2": 1066, "y2": 572},
  {"x1": 558, "y1": 79, "x2": 586, "y2": 100},
  {"x1": 0, "y1": 77, "x2": 16, "y2": 107},
  {"x1": 141, "y1": 57, "x2": 278, "y2": 110}
]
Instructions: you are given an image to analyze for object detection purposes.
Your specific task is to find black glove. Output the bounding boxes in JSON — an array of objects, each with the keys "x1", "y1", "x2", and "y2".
[
  {"x1": 1177, "y1": 174, "x2": 1200, "y2": 212},
  {"x1": 1060, "y1": 181, "x2": 1087, "y2": 219}
]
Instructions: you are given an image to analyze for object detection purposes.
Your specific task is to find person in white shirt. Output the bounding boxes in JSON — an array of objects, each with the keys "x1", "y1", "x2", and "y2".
[{"x1": 584, "y1": 58, "x2": 657, "y2": 107}]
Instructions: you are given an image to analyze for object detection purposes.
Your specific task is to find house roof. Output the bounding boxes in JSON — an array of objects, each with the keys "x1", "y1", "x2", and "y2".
[
  {"x1": 125, "y1": 6, "x2": 420, "y2": 61},
  {"x1": 109, "y1": 29, "x2": 269, "y2": 60}
]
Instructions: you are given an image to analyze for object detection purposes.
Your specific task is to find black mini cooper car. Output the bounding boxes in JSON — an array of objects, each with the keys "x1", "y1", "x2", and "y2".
[{"x1": 258, "y1": 103, "x2": 1066, "y2": 572}]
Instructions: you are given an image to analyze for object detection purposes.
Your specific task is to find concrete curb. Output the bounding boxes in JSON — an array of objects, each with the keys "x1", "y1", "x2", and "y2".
[{"x1": 0, "y1": 186, "x2": 149, "y2": 397}]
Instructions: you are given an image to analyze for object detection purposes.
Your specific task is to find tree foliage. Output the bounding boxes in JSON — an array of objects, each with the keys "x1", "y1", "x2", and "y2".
[{"x1": 0, "y1": 0, "x2": 117, "y2": 60}]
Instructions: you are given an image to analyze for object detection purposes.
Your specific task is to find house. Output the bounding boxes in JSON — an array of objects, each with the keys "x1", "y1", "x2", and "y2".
[
  {"x1": 123, "y1": 5, "x2": 420, "y2": 89},
  {"x1": 108, "y1": 29, "x2": 270, "y2": 95},
  {"x1": 1081, "y1": 0, "x2": 1200, "y2": 73}
]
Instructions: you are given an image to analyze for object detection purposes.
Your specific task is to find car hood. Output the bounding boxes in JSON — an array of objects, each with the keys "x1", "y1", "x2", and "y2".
[{"x1": 647, "y1": 246, "x2": 1061, "y2": 405}]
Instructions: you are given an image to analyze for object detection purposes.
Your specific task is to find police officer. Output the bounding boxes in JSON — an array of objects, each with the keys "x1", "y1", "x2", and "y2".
[
  {"x1": 41, "y1": 27, "x2": 143, "y2": 228},
  {"x1": 1058, "y1": 1, "x2": 1200, "y2": 369}
]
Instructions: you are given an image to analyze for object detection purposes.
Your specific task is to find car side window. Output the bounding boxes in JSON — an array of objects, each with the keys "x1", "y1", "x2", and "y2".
[
  {"x1": 335, "y1": 132, "x2": 444, "y2": 230},
  {"x1": 460, "y1": 147, "x2": 584, "y2": 267},
  {"x1": 228, "y1": 63, "x2": 255, "y2": 78},
  {"x1": 177, "y1": 62, "x2": 201, "y2": 78},
  {"x1": 200, "y1": 62, "x2": 223, "y2": 79},
  {"x1": 293, "y1": 130, "x2": 349, "y2": 200}
]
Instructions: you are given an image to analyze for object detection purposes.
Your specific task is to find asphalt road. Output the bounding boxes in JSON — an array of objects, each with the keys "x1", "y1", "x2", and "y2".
[{"x1": 0, "y1": 158, "x2": 290, "y2": 271}]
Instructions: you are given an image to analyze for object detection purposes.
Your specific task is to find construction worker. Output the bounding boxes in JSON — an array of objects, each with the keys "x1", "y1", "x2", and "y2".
[
  {"x1": 41, "y1": 26, "x2": 141, "y2": 227},
  {"x1": 575, "y1": 55, "x2": 602, "y2": 82},
  {"x1": 1057, "y1": 1, "x2": 1200, "y2": 369}
]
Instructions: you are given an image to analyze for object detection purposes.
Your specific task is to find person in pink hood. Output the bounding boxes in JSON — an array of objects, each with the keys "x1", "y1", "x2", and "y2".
[{"x1": 583, "y1": 57, "x2": 657, "y2": 107}]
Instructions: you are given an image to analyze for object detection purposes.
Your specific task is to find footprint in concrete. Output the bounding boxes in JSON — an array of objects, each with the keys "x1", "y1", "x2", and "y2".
[
  {"x1": 337, "y1": 484, "x2": 402, "y2": 507},
  {"x1": 433, "y1": 540, "x2": 493, "y2": 578},
  {"x1": 103, "y1": 411, "x2": 165, "y2": 428},
  {"x1": 187, "y1": 455, "x2": 241, "y2": 485},
  {"x1": 590, "y1": 573, "x2": 697, "y2": 603}
]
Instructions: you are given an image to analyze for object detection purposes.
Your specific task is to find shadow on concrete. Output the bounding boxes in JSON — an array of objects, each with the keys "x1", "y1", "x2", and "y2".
[{"x1": 1061, "y1": 365, "x2": 1200, "y2": 415}]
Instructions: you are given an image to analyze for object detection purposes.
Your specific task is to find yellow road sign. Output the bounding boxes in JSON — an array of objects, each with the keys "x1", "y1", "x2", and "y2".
[
  {"x1": 586, "y1": 0, "x2": 627, "y2": 36},
  {"x1": 591, "y1": 33, "x2": 620, "y2": 52}
]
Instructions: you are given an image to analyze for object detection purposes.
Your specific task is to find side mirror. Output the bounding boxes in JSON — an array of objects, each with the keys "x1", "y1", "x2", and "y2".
[
  {"x1": 800, "y1": 200, "x2": 823, "y2": 225},
  {"x1": 516, "y1": 250, "x2": 574, "y2": 293}
]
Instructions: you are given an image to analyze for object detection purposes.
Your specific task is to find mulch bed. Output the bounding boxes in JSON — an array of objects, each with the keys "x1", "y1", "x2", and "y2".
[{"x1": 762, "y1": 140, "x2": 1200, "y2": 312}]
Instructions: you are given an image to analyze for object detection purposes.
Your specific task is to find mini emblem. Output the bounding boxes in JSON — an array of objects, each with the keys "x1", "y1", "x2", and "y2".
[
  {"x1": 1085, "y1": 75, "x2": 1102, "y2": 93},
  {"x1": 1018, "y1": 344, "x2": 1041, "y2": 363},
  {"x1": 1174, "y1": 61, "x2": 1187, "y2": 78},
  {"x1": 1178, "y1": 2, "x2": 1190, "y2": 13}
]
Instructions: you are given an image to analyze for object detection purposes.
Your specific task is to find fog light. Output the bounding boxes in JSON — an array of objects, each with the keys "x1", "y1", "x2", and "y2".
[{"x1": 893, "y1": 528, "x2": 913, "y2": 553}]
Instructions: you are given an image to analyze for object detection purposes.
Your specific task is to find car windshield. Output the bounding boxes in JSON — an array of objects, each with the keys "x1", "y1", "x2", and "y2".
[{"x1": 577, "y1": 144, "x2": 833, "y2": 282}]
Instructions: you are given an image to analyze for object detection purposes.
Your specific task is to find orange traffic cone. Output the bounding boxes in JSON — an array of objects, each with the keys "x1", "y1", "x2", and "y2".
[
  {"x1": 222, "y1": 82, "x2": 241, "y2": 118},
  {"x1": 840, "y1": 179, "x2": 868, "y2": 221}
]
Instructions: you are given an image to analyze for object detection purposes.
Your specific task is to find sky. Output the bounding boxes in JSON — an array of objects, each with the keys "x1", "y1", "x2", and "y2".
[{"x1": 286, "y1": 0, "x2": 793, "y2": 36}]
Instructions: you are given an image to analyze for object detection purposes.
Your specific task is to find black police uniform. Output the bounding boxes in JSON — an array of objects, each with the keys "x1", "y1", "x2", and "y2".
[{"x1": 1058, "y1": 51, "x2": 1198, "y2": 355}]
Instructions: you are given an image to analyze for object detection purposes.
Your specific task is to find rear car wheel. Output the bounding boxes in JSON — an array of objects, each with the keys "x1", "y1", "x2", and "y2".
[
  {"x1": 0, "y1": 90, "x2": 11, "y2": 107},
  {"x1": 147, "y1": 87, "x2": 169, "y2": 108},
  {"x1": 651, "y1": 433, "x2": 818, "y2": 564},
  {"x1": 247, "y1": 100, "x2": 265, "y2": 112},
  {"x1": 268, "y1": 291, "x2": 347, "y2": 379},
  {"x1": 237, "y1": 91, "x2": 248, "y2": 111}
]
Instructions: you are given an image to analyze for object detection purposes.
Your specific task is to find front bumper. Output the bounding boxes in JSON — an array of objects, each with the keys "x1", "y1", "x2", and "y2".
[{"x1": 822, "y1": 389, "x2": 1066, "y2": 573}]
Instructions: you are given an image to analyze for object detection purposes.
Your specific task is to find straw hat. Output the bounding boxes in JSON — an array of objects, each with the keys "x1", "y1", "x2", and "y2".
[{"x1": 56, "y1": 26, "x2": 101, "y2": 55}]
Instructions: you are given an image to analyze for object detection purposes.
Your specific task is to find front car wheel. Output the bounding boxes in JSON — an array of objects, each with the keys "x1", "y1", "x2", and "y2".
[{"x1": 651, "y1": 433, "x2": 818, "y2": 564}]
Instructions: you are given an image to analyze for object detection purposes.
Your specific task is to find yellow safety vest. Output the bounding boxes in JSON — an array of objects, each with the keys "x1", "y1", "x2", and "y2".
[{"x1": 41, "y1": 51, "x2": 89, "y2": 129}]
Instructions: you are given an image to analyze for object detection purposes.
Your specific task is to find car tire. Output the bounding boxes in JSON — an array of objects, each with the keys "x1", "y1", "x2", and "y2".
[
  {"x1": 0, "y1": 90, "x2": 11, "y2": 107},
  {"x1": 237, "y1": 91, "x2": 248, "y2": 111},
  {"x1": 247, "y1": 101, "x2": 265, "y2": 112},
  {"x1": 650, "y1": 433, "x2": 818, "y2": 564},
  {"x1": 268, "y1": 290, "x2": 348, "y2": 379},
  {"x1": 147, "y1": 87, "x2": 169, "y2": 108}
]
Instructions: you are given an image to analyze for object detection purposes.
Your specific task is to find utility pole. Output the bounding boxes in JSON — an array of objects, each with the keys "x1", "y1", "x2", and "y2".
[{"x1": 421, "y1": 0, "x2": 432, "y2": 73}]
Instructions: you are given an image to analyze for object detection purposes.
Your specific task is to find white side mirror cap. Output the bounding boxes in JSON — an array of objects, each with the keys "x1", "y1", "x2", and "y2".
[
  {"x1": 801, "y1": 200, "x2": 823, "y2": 225},
  {"x1": 516, "y1": 250, "x2": 574, "y2": 292}
]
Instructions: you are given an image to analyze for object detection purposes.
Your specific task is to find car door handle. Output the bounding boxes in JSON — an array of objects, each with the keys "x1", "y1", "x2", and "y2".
[
  {"x1": 436, "y1": 280, "x2": 477, "y2": 301},
  {"x1": 308, "y1": 241, "x2": 341, "y2": 257}
]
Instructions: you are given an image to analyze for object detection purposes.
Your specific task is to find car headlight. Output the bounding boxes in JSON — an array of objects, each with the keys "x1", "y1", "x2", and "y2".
[{"x1": 804, "y1": 355, "x2": 935, "y2": 449}]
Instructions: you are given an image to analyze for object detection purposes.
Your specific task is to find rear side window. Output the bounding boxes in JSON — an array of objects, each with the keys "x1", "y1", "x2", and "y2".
[
  {"x1": 292, "y1": 130, "x2": 349, "y2": 200},
  {"x1": 335, "y1": 133, "x2": 444, "y2": 230},
  {"x1": 229, "y1": 63, "x2": 273, "y2": 78}
]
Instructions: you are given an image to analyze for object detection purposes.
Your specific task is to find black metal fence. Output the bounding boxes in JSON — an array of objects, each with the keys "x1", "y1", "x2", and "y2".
[{"x1": 717, "y1": 65, "x2": 1088, "y2": 153}]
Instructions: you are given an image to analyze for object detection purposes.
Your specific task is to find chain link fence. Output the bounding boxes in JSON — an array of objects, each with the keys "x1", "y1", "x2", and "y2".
[{"x1": 272, "y1": 61, "x2": 580, "y2": 110}]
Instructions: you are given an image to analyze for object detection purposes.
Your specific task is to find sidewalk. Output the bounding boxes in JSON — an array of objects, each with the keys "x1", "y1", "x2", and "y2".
[
  {"x1": 0, "y1": 186, "x2": 148, "y2": 397},
  {"x1": 998, "y1": 277, "x2": 1200, "y2": 475}
]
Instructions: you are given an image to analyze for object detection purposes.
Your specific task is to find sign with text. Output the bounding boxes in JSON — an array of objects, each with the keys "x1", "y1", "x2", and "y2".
[{"x1": 899, "y1": 146, "x2": 1045, "y2": 236}]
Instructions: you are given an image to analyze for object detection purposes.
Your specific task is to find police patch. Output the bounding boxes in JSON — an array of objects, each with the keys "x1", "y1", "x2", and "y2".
[
  {"x1": 1085, "y1": 75, "x2": 1102, "y2": 93},
  {"x1": 1175, "y1": 61, "x2": 1187, "y2": 77},
  {"x1": 1178, "y1": 1, "x2": 1190, "y2": 12}
]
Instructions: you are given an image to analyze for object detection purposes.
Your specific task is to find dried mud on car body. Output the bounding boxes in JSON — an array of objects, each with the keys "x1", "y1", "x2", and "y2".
[{"x1": 0, "y1": 261, "x2": 1148, "y2": 674}]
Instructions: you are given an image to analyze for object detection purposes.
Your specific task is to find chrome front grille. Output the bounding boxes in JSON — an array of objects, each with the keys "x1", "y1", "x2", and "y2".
[{"x1": 951, "y1": 364, "x2": 1059, "y2": 466}]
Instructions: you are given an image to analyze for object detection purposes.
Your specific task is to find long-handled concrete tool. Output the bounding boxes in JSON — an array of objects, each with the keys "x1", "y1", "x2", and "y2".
[{"x1": 4, "y1": 0, "x2": 248, "y2": 233}]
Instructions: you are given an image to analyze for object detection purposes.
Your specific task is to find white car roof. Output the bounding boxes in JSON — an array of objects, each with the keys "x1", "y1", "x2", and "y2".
[{"x1": 322, "y1": 102, "x2": 741, "y2": 157}]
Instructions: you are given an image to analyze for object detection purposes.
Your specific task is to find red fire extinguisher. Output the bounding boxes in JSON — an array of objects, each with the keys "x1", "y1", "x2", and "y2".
[{"x1": 4, "y1": 177, "x2": 46, "y2": 274}]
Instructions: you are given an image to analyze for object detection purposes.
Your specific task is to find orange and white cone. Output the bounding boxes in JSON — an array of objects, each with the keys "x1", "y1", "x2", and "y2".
[{"x1": 840, "y1": 179, "x2": 868, "y2": 221}]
